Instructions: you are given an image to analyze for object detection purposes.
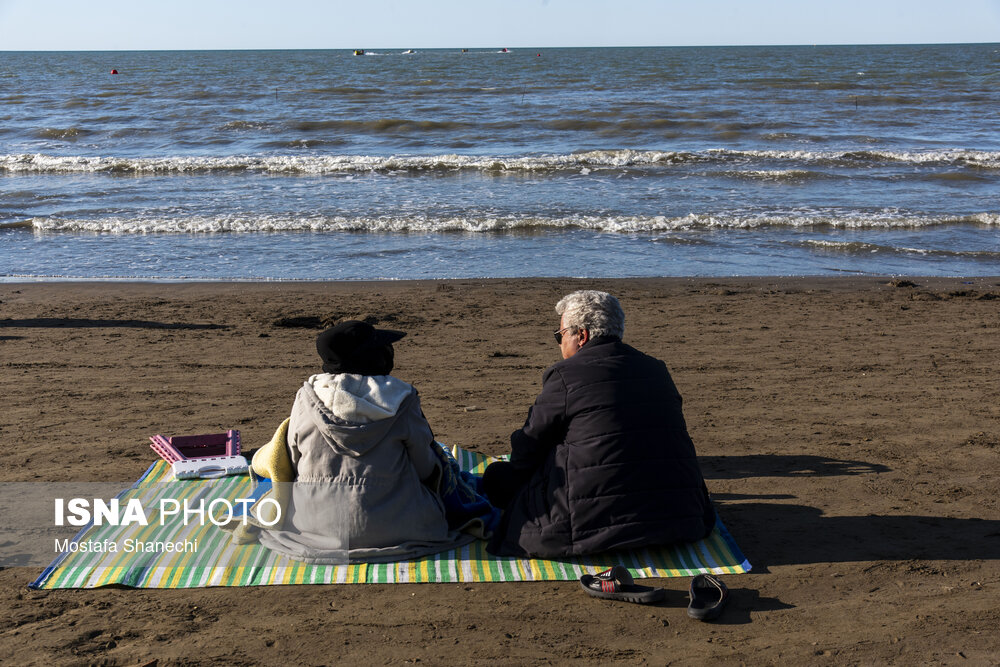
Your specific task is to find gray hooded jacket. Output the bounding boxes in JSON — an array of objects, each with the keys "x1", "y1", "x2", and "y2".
[{"x1": 256, "y1": 373, "x2": 474, "y2": 563}]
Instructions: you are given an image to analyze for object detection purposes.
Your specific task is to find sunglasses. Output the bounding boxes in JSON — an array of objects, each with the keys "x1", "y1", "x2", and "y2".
[{"x1": 553, "y1": 326, "x2": 574, "y2": 344}]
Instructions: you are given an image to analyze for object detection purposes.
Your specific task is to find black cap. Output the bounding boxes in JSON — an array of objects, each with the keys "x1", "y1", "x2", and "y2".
[{"x1": 316, "y1": 320, "x2": 406, "y2": 375}]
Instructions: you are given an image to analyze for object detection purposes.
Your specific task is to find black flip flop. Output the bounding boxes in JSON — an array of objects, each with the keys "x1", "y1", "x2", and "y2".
[
  {"x1": 687, "y1": 573, "x2": 729, "y2": 621},
  {"x1": 579, "y1": 565, "x2": 665, "y2": 604}
]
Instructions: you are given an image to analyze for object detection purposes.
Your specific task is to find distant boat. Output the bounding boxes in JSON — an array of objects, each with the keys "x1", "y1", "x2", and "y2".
[
  {"x1": 402, "y1": 49, "x2": 415, "y2": 55},
  {"x1": 353, "y1": 49, "x2": 365, "y2": 56}
]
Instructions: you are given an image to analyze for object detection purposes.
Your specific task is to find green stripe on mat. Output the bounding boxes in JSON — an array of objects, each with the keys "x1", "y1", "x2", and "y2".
[{"x1": 31, "y1": 447, "x2": 750, "y2": 589}]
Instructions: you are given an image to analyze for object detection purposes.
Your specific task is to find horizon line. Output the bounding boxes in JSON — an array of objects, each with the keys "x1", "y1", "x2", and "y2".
[{"x1": 2, "y1": 41, "x2": 998, "y2": 53}]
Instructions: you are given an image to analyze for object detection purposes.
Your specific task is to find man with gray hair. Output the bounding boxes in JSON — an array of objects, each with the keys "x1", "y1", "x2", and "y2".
[{"x1": 485, "y1": 289, "x2": 716, "y2": 558}]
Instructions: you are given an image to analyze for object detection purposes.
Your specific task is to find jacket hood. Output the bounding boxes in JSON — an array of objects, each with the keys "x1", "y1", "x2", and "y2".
[{"x1": 300, "y1": 373, "x2": 415, "y2": 455}]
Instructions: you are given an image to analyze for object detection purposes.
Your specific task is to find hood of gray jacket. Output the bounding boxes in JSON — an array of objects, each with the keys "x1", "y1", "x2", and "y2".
[{"x1": 298, "y1": 373, "x2": 416, "y2": 457}]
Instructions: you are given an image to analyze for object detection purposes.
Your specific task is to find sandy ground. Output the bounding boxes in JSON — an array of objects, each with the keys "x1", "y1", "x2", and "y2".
[{"x1": 0, "y1": 277, "x2": 998, "y2": 666}]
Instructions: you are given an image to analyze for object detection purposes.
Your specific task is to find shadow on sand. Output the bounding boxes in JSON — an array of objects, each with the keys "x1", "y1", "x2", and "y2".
[
  {"x1": 700, "y1": 454, "x2": 889, "y2": 479},
  {"x1": 0, "y1": 318, "x2": 227, "y2": 330},
  {"x1": 703, "y1": 454, "x2": 998, "y2": 566},
  {"x1": 647, "y1": 585, "x2": 795, "y2": 625},
  {"x1": 719, "y1": 501, "x2": 1000, "y2": 567}
]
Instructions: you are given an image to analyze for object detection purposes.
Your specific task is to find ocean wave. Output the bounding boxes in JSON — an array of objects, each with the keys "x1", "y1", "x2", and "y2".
[
  {"x1": 259, "y1": 138, "x2": 352, "y2": 149},
  {"x1": 34, "y1": 127, "x2": 95, "y2": 141},
  {"x1": 0, "y1": 150, "x2": 702, "y2": 175},
  {"x1": 222, "y1": 120, "x2": 274, "y2": 131},
  {"x1": 0, "y1": 220, "x2": 34, "y2": 229},
  {"x1": 919, "y1": 171, "x2": 994, "y2": 183},
  {"x1": 795, "y1": 239, "x2": 1000, "y2": 259},
  {"x1": 710, "y1": 149, "x2": 1000, "y2": 170},
  {"x1": 23, "y1": 212, "x2": 1000, "y2": 234},
  {"x1": 3, "y1": 148, "x2": 998, "y2": 175},
  {"x1": 302, "y1": 86, "x2": 384, "y2": 95},
  {"x1": 744, "y1": 77, "x2": 863, "y2": 91},
  {"x1": 290, "y1": 118, "x2": 470, "y2": 133},
  {"x1": 715, "y1": 169, "x2": 829, "y2": 182}
]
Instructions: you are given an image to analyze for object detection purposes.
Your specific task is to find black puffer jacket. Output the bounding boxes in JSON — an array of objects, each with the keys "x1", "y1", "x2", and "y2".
[{"x1": 487, "y1": 337, "x2": 715, "y2": 558}]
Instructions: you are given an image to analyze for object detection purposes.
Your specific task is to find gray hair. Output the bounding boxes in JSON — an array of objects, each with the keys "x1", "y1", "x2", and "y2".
[{"x1": 555, "y1": 290, "x2": 625, "y2": 339}]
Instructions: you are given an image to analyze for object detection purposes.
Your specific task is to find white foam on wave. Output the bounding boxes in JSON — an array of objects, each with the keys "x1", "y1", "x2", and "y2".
[
  {"x1": 713, "y1": 148, "x2": 1000, "y2": 169},
  {"x1": 0, "y1": 150, "x2": 698, "y2": 174},
  {"x1": 27, "y1": 212, "x2": 1000, "y2": 234},
  {"x1": 5, "y1": 148, "x2": 997, "y2": 175}
]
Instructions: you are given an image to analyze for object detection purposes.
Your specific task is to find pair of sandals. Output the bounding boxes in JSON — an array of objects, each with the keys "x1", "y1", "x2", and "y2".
[{"x1": 579, "y1": 565, "x2": 729, "y2": 621}]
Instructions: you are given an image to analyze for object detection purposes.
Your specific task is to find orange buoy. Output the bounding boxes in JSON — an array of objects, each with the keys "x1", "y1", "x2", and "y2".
[{"x1": 110, "y1": 69, "x2": 118, "y2": 74}]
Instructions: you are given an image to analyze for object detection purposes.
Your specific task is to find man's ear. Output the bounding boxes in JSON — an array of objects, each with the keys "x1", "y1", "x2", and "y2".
[{"x1": 579, "y1": 328, "x2": 590, "y2": 344}]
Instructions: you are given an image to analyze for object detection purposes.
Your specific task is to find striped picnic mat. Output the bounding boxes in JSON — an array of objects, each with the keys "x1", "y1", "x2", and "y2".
[{"x1": 31, "y1": 446, "x2": 750, "y2": 589}]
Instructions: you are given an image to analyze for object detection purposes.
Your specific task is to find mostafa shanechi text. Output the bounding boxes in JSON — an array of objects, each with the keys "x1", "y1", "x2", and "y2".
[{"x1": 54, "y1": 538, "x2": 198, "y2": 554}]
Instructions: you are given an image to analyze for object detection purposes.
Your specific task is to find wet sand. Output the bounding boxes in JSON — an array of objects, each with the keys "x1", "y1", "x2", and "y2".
[{"x1": 1, "y1": 277, "x2": 998, "y2": 664}]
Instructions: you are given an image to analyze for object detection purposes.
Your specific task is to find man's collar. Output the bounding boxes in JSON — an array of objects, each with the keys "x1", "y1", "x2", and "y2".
[{"x1": 582, "y1": 335, "x2": 621, "y2": 348}]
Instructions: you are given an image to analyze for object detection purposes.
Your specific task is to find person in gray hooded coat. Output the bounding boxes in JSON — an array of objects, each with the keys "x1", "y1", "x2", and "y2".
[{"x1": 255, "y1": 320, "x2": 475, "y2": 563}]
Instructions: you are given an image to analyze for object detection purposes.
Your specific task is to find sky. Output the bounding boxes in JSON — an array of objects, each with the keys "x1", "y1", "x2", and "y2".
[{"x1": 1, "y1": 0, "x2": 998, "y2": 51}]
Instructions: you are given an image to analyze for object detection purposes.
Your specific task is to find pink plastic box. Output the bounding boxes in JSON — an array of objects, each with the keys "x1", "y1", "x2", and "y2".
[{"x1": 149, "y1": 429, "x2": 241, "y2": 464}]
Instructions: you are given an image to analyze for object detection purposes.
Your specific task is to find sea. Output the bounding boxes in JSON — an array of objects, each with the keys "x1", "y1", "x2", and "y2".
[{"x1": 1, "y1": 44, "x2": 998, "y2": 281}]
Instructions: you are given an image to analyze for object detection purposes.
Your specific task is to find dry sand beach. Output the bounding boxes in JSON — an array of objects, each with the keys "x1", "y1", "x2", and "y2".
[{"x1": 1, "y1": 277, "x2": 998, "y2": 665}]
